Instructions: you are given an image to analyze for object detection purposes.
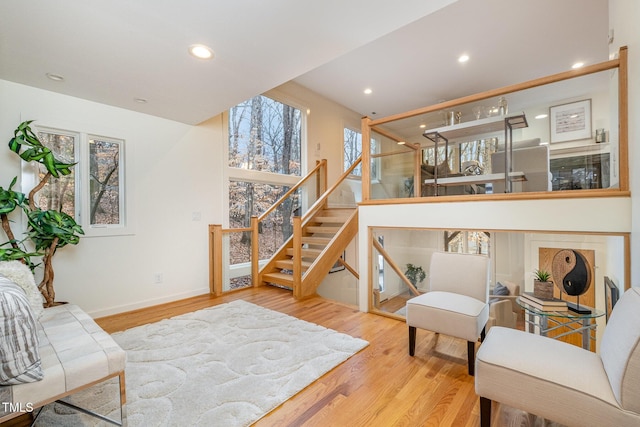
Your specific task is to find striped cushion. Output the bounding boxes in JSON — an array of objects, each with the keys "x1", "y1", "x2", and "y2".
[{"x1": 0, "y1": 279, "x2": 43, "y2": 385}]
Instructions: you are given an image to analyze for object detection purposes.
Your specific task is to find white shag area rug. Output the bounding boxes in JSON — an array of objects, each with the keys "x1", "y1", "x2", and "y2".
[{"x1": 35, "y1": 300, "x2": 368, "y2": 426}]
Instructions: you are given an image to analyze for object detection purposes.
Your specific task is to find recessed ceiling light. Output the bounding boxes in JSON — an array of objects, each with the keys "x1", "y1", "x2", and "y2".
[
  {"x1": 458, "y1": 54, "x2": 469, "y2": 63},
  {"x1": 46, "y1": 73, "x2": 65, "y2": 82},
  {"x1": 189, "y1": 44, "x2": 214, "y2": 60},
  {"x1": 134, "y1": 97, "x2": 148, "y2": 104},
  {"x1": 572, "y1": 62, "x2": 584, "y2": 69},
  {"x1": 535, "y1": 114, "x2": 548, "y2": 119},
  {"x1": 364, "y1": 88, "x2": 373, "y2": 95}
]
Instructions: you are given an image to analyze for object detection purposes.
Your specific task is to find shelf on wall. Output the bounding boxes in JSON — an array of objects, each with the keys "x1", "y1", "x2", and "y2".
[{"x1": 422, "y1": 113, "x2": 527, "y2": 143}]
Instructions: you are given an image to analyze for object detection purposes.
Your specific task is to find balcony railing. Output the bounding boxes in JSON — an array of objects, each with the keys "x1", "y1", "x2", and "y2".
[{"x1": 361, "y1": 46, "x2": 628, "y2": 203}]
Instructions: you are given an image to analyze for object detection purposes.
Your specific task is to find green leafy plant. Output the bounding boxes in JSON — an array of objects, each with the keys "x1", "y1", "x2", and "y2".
[
  {"x1": 405, "y1": 263, "x2": 426, "y2": 286},
  {"x1": 533, "y1": 269, "x2": 551, "y2": 282},
  {"x1": 0, "y1": 120, "x2": 84, "y2": 307},
  {"x1": 0, "y1": 177, "x2": 35, "y2": 262}
]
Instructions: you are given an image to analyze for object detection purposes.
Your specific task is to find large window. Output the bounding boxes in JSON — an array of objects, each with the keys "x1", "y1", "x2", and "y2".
[
  {"x1": 32, "y1": 127, "x2": 126, "y2": 233},
  {"x1": 227, "y1": 95, "x2": 304, "y2": 263},
  {"x1": 229, "y1": 95, "x2": 301, "y2": 175}
]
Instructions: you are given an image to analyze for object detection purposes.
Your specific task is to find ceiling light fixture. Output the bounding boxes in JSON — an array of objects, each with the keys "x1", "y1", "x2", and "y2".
[
  {"x1": 46, "y1": 73, "x2": 65, "y2": 82},
  {"x1": 364, "y1": 88, "x2": 373, "y2": 95},
  {"x1": 458, "y1": 54, "x2": 469, "y2": 63},
  {"x1": 535, "y1": 114, "x2": 548, "y2": 119},
  {"x1": 189, "y1": 44, "x2": 214, "y2": 60},
  {"x1": 572, "y1": 62, "x2": 584, "y2": 69}
]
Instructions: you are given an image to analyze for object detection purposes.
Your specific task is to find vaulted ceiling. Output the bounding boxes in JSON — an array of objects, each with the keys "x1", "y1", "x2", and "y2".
[{"x1": 0, "y1": 0, "x2": 609, "y2": 125}]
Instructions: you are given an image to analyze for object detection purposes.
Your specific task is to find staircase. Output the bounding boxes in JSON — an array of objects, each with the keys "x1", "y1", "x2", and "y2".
[{"x1": 260, "y1": 206, "x2": 358, "y2": 299}]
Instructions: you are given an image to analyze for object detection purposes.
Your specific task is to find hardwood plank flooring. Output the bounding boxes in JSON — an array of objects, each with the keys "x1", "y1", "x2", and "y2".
[
  {"x1": 6, "y1": 286, "x2": 540, "y2": 426},
  {"x1": 96, "y1": 285, "x2": 484, "y2": 426}
]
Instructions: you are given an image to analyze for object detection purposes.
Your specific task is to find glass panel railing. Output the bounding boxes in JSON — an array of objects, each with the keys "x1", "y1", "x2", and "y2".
[
  {"x1": 210, "y1": 160, "x2": 327, "y2": 294},
  {"x1": 369, "y1": 225, "x2": 627, "y2": 346},
  {"x1": 370, "y1": 133, "x2": 417, "y2": 199},
  {"x1": 365, "y1": 53, "x2": 625, "y2": 201},
  {"x1": 223, "y1": 230, "x2": 252, "y2": 292}
]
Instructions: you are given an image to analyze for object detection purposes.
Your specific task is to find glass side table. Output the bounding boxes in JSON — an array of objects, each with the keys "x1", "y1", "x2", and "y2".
[{"x1": 516, "y1": 296, "x2": 605, "y2": 350}]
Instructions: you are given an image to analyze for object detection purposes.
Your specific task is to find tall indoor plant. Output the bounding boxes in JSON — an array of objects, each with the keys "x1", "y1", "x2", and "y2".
[{"x1": 0, "y1": 120, "x2": 84, "y2": 307}]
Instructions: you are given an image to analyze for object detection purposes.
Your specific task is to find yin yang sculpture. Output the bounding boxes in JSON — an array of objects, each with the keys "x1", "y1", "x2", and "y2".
[{"x1": 551, "y1": 249, "x2": 591, "y2": 296}]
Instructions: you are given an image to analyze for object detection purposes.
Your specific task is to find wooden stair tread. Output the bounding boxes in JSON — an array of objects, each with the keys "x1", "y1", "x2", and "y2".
[
  {"x1": 305, "y1": 226, "x2": 340, "y2": 234},
  {"x1": 286, "y1": 248, "x2": 322, "y2": 257},
  {"x1": 302, "y1": 236, "x2": 332, "y2": 245},
  {"x1": 275, "y1": 259, "x2": 312, "y2": 270},
  {"x1": 314, "y1": 216, "x2": 350, "y2": 223},
  {"x1": 262, "y1": 272, "x2": 294, "y2": 286}
]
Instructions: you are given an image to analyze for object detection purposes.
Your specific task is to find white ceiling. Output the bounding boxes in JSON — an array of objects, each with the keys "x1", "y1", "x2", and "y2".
[{"x1": 0, "y1": 0, "x2": 610, "y2": 126}]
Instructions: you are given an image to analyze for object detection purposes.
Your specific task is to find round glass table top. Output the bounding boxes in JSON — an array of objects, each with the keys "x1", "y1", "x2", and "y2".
[{"x1": 516, "y1": 296, "x2": 605, "y2": 319}]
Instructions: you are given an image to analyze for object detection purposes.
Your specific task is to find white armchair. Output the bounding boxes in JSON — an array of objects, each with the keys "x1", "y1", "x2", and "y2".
[
  {"x1": 406, "y1": 251, "x2": 490, "y2": 375},
  {"x1": 476, "y1": 287, "x2": 640, "y2": 426}
]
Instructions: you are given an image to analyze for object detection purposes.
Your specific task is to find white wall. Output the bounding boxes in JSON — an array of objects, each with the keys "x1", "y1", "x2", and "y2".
[
  {"x1": 0, "y1": 80, "x2": 226, "y2": 317},
  {"x1": 610, "y1": 0, "x2": 640, "y2": 285},
  {"x1": 0, "y1": 79, "x2": 363, "y2": 316}
]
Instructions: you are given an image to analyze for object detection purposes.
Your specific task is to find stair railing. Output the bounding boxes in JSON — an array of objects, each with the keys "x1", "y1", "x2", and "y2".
[
  {"x1": 250, "y1": 159, "x2": 327, "y2": 285},
  {"x1": 209, "y1": 160, "x2": 327, "y2": 294}
]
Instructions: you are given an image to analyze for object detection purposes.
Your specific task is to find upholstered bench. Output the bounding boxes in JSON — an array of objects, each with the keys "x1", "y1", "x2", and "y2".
[{"x1": 0, "y1": 262, "x2": 126, "y2": 425}]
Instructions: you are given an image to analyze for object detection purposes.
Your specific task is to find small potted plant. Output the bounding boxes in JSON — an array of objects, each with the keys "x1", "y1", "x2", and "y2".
[
  {"x1": 533, "y1": 269, "x2": 554, "y2": 299},
  {"x1": 405, "y1": 263, "x2": 426, "y2": 288}
]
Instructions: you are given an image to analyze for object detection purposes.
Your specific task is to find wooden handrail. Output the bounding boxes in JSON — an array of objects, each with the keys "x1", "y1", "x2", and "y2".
[
  {"x1": 301, "y1": 156, "x2": 362, "y2": 226},
  {"x1": 372, "y1": 237, "x2": 420, "y2": 297},
  {"x1": 258, "y1": 159, "x2": 327, "y2": 222},
  {"x1": 370, "y1": 56, "x2": 621, "y2": 126}
]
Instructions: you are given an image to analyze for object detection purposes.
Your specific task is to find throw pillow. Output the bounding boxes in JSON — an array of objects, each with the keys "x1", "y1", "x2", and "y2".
[
  {"x1": 0, "y1": 279, "x2": 43, "y2": 385},
  {"x1": 0, "y1": 261, "x2": 44, "y2": 319},
  {"x1": 492, "y1": 282, "x2": 510, "y2": 296}
]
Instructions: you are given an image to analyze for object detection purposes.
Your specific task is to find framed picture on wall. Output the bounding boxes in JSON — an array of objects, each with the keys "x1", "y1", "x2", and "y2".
[{"x1": 550, "y1": 99, "x2": 592, "y2": 143}]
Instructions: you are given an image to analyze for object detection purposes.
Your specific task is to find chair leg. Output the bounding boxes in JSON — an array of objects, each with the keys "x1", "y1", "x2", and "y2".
[
  {"x1": 467, "y1": 341, "x2": 475, "y2": 375},
  {"x1": 409, "y1": 326, "x2": 416, "y2": 356},
  {"x1": 480, "y1": 325, "x2": 486, "y2": 342},
  {"x1": 480, "y1": 396, "x2": 492, "y2": 427}
]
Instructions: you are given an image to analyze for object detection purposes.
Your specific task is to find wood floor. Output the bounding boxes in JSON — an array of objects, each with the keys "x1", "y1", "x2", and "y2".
[{"x1": 96, "y1": 285, "x2": 484, "y2": 426}]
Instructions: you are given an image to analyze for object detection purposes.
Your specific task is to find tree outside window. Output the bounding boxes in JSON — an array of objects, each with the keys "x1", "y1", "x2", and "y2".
[
  {"x1": 35, "y1": 128, "x2": 125, "y2": 230},
  {"x1": 89, "y1": 137, "x2": 122, "y2": 226},
  {"x1": 228, "y1": 95, "x2": 303, "y2": 264},
  {"x1": 344, "y1": 127, "x2": 378, "y2": 178},
  {"x1": 35, "y1": 131, "x2": 76, "y2": 217}
]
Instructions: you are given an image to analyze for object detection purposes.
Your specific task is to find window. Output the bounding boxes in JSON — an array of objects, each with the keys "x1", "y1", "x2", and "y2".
[
  {"x1": 344, "y1": 128, "x2": 362, "y2": 176},
  {"x1": 229, "y1": 95, "x2": 301, "y2": 175},
  {"x1": 227, "y1": 95, "x2": 304, "y2": 263},
  {"x1": 32, "y1": 127, "x2": 126, "y2": 235},
  {"x1": 34, "y1": 130, "x2": 77, "y2": 217},
  {"x1": 88, "y1": 136, "x2": 123, "y2": 226},
  {"x1": 445, "y1": 230, "x2": 490, "y2": 255},
  {"x1": 344, "y1": 127, "x2": 379, "y2": 179}
]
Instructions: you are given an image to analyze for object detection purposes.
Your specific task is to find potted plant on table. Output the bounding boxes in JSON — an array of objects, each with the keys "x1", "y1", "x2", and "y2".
[
  {"x1": 405, "y1": 263, "x2": 426, "y2": 289},
  {"x1": 0, "y1": 120, "x2": 84, "y2": 307},
  {"x1": 533, "y1": 269, "x2": 554, "y2": 299}
]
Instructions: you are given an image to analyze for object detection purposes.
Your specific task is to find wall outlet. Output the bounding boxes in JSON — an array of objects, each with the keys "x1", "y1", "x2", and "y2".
[{"x1": 153, "y1": 273, "x2": 163, "y2": 284}]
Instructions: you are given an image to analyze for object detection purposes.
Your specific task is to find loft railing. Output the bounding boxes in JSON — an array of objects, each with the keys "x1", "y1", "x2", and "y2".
[{"x1": 361, "y1": 46, "x2": 628, "y2": 203}]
